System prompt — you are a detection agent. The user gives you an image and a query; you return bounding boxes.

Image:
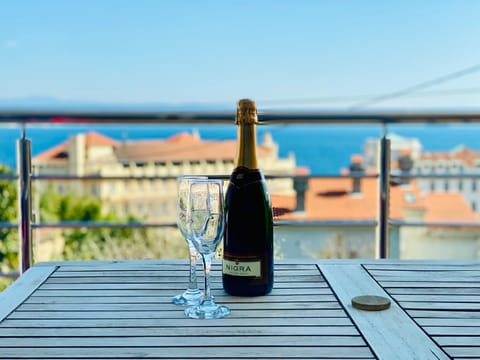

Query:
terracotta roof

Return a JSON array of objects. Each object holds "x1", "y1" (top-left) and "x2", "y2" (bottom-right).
[
  {"x1": 165, "y1": 132, "x2": 202, "y2": 144},
  {"x1": 424, "y1": 192, "x2": 478, "y2": 222},
  {"x1": 84, "y1": 131, "x2": 119, "y2": 147},
  {"x1": 115, "y1": 139, "x2": 239, "y2": 162},
  {"x1": 274, "y1": 177, "x2": 379, "y2": 221},
  {"x1": 272, "y1": 178, "x2": 477, "y2": 224},
  {"x1": 420, "y1": 146, "x2": 480, "y2": 167},
  {"x1": 35, "y1": 131, "x2": 275, "y2": 163},
  {"x1": 295, "y1": 167, "x2": 310, "y2": 176},
  {"x1": 34, "y1": 132, "x2": 118, "y2": 161},
  {"x1": 34, "y1": 141, "x2": 68, "y2": 161},
  {"x1": 114, "y1": 134, "x2": 273, "y2": 162}
]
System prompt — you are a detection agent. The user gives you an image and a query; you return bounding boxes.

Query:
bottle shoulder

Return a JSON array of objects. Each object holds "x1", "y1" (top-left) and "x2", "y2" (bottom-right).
[{"x1": 229, "y1": 167, "x2": 265, "y2": 184}]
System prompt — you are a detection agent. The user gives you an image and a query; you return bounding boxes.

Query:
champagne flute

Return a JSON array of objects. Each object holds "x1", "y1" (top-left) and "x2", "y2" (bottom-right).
[
  {"x1": 172, "y1": 176, "x2": 205, "y2": 306},
  {"x1": 185, "y1": 179, "x2": 230, "y2": 319}
]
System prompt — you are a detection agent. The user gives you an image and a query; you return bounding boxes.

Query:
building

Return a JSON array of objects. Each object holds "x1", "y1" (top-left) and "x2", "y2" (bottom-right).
[
  {"x1": 364, "y1": 133, "x2": 422, "y2": 169},
  {"x1": 33, "y1": 130, "x2": 298, "y2": 222},
  {"x1": 365, "y1": 134, "x2": 480, "y2": 212},
  {"x1": 33, "y1": 131, "x2": 479, "y2": 261},
  {"x1": 413, "y1": 145, "x2": 480, "y2": 211},
  {"x1": 273, "y1": 165, "x2": 480, "y2": 260}
]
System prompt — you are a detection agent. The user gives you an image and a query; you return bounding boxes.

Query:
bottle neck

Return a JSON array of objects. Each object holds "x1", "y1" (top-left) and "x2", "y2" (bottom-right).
[{"x1": 235, "y1": 123, "x2": 258, "y2": 169}]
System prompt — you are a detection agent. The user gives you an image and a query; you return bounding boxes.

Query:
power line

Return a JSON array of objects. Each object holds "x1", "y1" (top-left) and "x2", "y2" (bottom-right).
[
  {"x1": 260, "y1": 87, "x2": 480, "y2": 107},
  {"x1": 347, "y1": 63, "x2": 480, "y2": 110}
]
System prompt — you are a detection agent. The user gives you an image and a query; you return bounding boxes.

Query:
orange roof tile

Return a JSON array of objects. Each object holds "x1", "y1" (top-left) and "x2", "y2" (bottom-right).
[
  {"x1": 420, "y1": 146, "x2": 480, "y2": 167},
  {"x1": 165, "y1": 132, "x2": 202, "y2": 144},
  {"x1": 274, "y1": 177, "x2": 380, "y2": 221},
  {"x1": 34, "y1": 131, "x2": 276, "y2": 164},
  {"x1": 34, "y1": 141, "x2": 68, "y2": 161},
  {"x1": 84, "y1": 131, "x2": 119, "y2": 147},
  {"x1": 295, "y1": 167, "x2": 310, "y2": 176},
  {"x1": 272, "y1": 178, "x2": 477, "y2": 224},
  {"x1": 34, "y1": 132, "x2": 118, "y2": 161},
  {"x1": 424, "y1": 192, "x2": 478, "y2": 222},
  {"x1": 114, "y1": 135, "x2": 273, "y2": 162}
]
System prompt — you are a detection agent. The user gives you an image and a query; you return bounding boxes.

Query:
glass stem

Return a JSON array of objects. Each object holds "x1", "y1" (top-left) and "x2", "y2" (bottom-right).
[
  {"x1": 188, "y1": 245, "x2": 198, "y2": 290},
  {"x1": 202, "y1": 253, "x2": 214, "y2": 303}
]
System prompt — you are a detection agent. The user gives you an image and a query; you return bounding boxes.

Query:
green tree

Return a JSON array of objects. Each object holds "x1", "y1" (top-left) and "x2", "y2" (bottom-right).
[
  {"x1": 0, "y1": 165, "x2": 17, "y2": 273},
  {"x1": 39, "y1": 187, "x2": 187, "y2": 260}
]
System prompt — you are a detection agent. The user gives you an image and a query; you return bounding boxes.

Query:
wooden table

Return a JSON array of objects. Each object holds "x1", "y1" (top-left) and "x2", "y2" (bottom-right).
[{"x1": 0, "y1": 259, "x2": 479, "y2": 359}]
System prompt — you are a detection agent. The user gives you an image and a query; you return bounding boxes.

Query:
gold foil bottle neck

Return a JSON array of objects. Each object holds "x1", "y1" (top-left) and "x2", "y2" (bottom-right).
[{"x1": 236, "y1": 99, "x2": 258, "y2": 125}]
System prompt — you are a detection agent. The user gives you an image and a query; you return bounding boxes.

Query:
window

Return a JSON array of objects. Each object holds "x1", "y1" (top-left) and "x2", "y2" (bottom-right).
[
  {"x1": 472, "y1": 180, "x2": 477, "y2": 192},
  {"x1": 430, "y1": 181, "x2": 435, "y2": 191},
  {"x1": 458, "y1": 180, "x2": 463, "y2": 191},
  {"x1": 444, "y1": 180, "x2": 449, "y2": 192},
  {"x1": 404, "y1": 193, "x2": 416, "y2": 203}
]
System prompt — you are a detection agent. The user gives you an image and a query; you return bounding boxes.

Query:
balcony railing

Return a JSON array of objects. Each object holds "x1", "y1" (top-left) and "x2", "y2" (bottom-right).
[{"x1": 2, "y1": 109, "x2": 480, "y2": 277}]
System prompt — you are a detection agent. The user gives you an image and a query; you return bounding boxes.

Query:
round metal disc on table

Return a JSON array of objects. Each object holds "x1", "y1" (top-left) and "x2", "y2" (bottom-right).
[{"x1": 351, "y1": 295, "x2": 391, "y2": 311}]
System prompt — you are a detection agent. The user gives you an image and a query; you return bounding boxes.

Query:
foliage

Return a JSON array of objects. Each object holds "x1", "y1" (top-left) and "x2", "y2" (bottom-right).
[
  {"x1": 319, "y1": 232, "x2": 360, "y2": 259},
  {"x1": 0, "y1": 178, "x2": 188, "y2": 276},
  {"x1": 0, "y1": 165, "x2": 17, "y2": 273},
  {"x1": 0, "y1": 276, "x2": 14, "y2": 292},
  {"x1": 39, "y1": 186, "x2": 188, "y2": 261}
]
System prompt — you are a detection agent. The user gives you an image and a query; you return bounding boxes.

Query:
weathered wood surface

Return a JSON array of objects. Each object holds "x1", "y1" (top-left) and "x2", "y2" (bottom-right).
[
  {"x1": 319, "y1": 263, "x2": 449, "y2": 360},
  {"x1": 0, "y1": 261, "x2": 373, "y2": 360},
  {"x1": 365, "y1": 262, "x2": 480, "y2": 359},
  {"x1": 2, "y1": 259, "x2": 479, "y2": 359},
  {"x1": 0, "y1": 266, "x2": 56, "y2": 322}
]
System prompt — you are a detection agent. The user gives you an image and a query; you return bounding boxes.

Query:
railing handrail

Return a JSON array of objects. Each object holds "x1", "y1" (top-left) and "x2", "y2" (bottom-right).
[
  {"x1": 390, "y1": 220, "x2": 480, "y2": 228},
  {"x1": 2, "y1": 110, "x2": 480, "y2": 125},
  {"x1": 7, "y1": 173, "x2": 480, "y2": 181},
  {"x1": 4, "y1": 109, "x2": 480, "y2": 274}
]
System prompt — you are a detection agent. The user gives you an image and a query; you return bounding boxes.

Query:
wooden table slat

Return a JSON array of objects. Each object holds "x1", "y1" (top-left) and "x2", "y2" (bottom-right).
[
  {"x1": 8, "y1": 308, "x2": 348, "y2": 320},
  {"x1": 0, "y1": 316, "x2": 356, "y2": 328},
  {"x1": 0, "y1": 325, "x2": 361, "y2": 337},
  {"x1": 17, "y1": 301, "x2": 342, "y2": 311},
  {"x1": 0, "y1": 346, "x2": 375, "y2": 359},
  {"x1": 0, "y1": 266, "x2": 57, "y2": 322},
  {"x1": 367, "y1": 261, "x2": 480, "y2": 359},
  {"x1": 0, "y1": 335, "x2": 368, "y2": 347},
  {"x1": 319, "y1": 263, "x2": 450, "y2": 360},
  {"x1": 2, "y1": 259, "x2": 479, "y2": 359}
]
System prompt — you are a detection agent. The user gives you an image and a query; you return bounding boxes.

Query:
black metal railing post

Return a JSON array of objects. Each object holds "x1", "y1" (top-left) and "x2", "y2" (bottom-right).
[
  {"x1": 17, "y1": 128, "x2": 33, "y2": 273},
  {"x1": 377, "y1": 129, "x2": 391, "y2": 259}
]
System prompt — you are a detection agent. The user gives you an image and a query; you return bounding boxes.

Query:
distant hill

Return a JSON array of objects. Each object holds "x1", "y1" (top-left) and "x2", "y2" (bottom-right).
[{"x1": 0, "y1": 97, "x2": 233, "y2": 112}]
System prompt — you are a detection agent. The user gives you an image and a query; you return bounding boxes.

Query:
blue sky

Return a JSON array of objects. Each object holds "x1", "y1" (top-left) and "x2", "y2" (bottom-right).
[{"x1": 1, "y1": 0, "x2": 480, "y2": 110}]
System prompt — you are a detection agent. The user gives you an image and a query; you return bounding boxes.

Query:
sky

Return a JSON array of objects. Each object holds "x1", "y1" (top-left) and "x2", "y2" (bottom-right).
[{"x1": 1, "y1": 0, "x2": 480, "y2": 111}]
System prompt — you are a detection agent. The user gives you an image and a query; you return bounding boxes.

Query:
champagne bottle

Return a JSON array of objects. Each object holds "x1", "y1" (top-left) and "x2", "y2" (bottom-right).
[{"x1": 222, "y1": 99, "x2": 274, "y2": 296}]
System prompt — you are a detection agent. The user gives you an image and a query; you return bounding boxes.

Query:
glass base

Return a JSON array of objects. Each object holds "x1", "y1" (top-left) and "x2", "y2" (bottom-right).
[
  {"x1": 172, "y1": 288, "x2": 203, "y2": 306},
  {"x1": 184, "y1": 301, "x2": 230, "y2": 319}
]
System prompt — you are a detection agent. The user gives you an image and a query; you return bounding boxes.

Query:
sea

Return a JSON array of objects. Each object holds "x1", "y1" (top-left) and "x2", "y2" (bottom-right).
[{"x1": 2, "y1": 123, "x2": 480, "y2": 174}]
